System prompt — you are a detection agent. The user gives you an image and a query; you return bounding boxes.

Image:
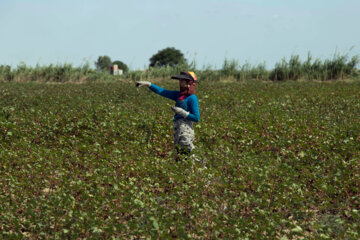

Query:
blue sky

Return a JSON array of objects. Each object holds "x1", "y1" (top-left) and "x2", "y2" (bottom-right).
[{"x1": 1, "y1": 0, "x2": 359, "y2": 70}]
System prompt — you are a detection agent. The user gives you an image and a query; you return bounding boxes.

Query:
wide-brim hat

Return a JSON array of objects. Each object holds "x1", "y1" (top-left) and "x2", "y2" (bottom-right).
[{"x1": 171, "y1": 71, "x2": 197, "y2": 82}]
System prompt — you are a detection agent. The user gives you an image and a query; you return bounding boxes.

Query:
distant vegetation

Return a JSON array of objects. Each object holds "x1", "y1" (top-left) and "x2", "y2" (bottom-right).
[
  {"x1": 95, "y1": 55, "x2": 112, "y2": 72},
  {"x1": 149, "y1": 47, "x2": 187, "y2": 68},
  {"x1": 95, "y1": 56, "x2": 129, "y2": 73},
  {"x1": 0, "y1": 52, "x2": 358, "y2": 83}
]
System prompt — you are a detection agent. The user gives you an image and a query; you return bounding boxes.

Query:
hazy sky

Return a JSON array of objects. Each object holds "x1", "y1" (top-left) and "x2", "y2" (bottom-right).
[{"x1": 1, "y1": 0, "x2": 359, "y2": 70}]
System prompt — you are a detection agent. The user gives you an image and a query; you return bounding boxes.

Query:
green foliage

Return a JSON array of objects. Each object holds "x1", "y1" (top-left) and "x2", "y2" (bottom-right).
[
  {"x1": 112, "y1": 60, "x2": 129, "y2": 73},
  {"x1": 0, "y1": 52, "x2": 358, "y2": 83},
  {"x1": 1, "y1": 81, "x2": 360, "y2": 238},
  {"x1": 95, "y1": 55, "x2": 112, "y2": 72},
  {"x1": 270, "y1": 53, "x2": 360, "y2": 81},
  {"x1": 149, "y1": 47, "x2": 187, "y2": 68},
  {"x1": 0, "y1": 63, "x2": 123, "y2": 83},
  {"x1": 0, "y1": 65, "x2": 13, "y2": 82}
]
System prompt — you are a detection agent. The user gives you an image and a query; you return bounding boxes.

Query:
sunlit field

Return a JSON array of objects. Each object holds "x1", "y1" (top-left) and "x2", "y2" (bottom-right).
[{"x1": 1, "y1": 80, "x2": 359, "y2": 239}]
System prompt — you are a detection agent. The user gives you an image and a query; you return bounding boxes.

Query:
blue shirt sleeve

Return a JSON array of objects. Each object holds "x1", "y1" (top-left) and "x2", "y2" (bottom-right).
[
  {"x1": 186, "y1": 95, "x2": 200, "y2": 122},
  {"x1": 149, "y1": 83, "x2": 179, "y2": 101}
]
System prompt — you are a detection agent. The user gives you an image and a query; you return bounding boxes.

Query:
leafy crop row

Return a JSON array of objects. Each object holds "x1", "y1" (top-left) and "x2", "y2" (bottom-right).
[{"x1": 1, "y1": 81, "x2": 359, "y2": 239}]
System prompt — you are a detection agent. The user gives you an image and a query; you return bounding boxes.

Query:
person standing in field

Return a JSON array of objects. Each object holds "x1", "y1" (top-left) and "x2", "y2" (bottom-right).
[{"x1": 136, "y1": 71, "x2": 200, "y2": 157}]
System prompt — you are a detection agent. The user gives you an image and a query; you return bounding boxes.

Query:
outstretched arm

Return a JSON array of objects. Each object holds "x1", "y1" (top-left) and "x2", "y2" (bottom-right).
[
  {"x1": 148, "y1": 83, "x2": 179, "y2": 101},
  {"x1": 136, "y1": 81, "x2": 178, "y2": 101}
]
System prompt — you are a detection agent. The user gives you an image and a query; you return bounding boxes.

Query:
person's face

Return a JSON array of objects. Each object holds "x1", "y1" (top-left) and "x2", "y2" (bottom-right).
[{"x1": 179, "y1": 80, "x2": 191, "y2": 88}]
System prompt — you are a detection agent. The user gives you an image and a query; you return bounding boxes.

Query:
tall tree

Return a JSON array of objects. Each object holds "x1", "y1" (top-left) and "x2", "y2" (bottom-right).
[
  {"x1": 95, "y1": 55, "x2": 112, "y2": 71},
  {"x1": 149, "y1": 47, "x2": 187, "y2": 67}
]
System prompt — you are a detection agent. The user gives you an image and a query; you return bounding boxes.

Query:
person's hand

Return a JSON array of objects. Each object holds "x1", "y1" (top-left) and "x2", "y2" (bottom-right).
[
  {"x1": 135, "y1": 81, "x2": 151, "y2": 88},
  {"x1": 171, "y1": 106, "x2": 189, "y2": 118}
]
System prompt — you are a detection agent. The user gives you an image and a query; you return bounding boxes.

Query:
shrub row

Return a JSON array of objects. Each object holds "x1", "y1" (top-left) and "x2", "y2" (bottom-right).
[{"x1": 0, "y1": 53, "x2": 358, "y2": 82}]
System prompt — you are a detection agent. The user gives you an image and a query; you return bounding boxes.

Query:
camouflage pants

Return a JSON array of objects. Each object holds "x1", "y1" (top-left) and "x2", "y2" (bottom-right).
[{"x1": 174, "y1": 118, "x2": 195, "y2": 154}]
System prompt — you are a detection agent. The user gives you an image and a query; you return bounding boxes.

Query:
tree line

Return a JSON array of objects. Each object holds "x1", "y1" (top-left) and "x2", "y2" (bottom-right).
[
  {"x1": 0, "y1": 48, "x2": 358, "y2": 82},
  {"x1": 95, "y1": 47, "x2": 185, "y2": 72}
]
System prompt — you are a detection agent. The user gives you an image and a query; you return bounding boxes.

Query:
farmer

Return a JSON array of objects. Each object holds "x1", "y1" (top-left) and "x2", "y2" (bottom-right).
[{"x1": 136, "y1": 71, "x2": 200, "y2": 156}]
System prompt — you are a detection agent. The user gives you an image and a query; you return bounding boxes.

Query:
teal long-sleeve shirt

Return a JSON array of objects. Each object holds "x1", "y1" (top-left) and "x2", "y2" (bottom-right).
[{"x1": 149, "y1": 83, "x2": 200, "y2": 122}]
